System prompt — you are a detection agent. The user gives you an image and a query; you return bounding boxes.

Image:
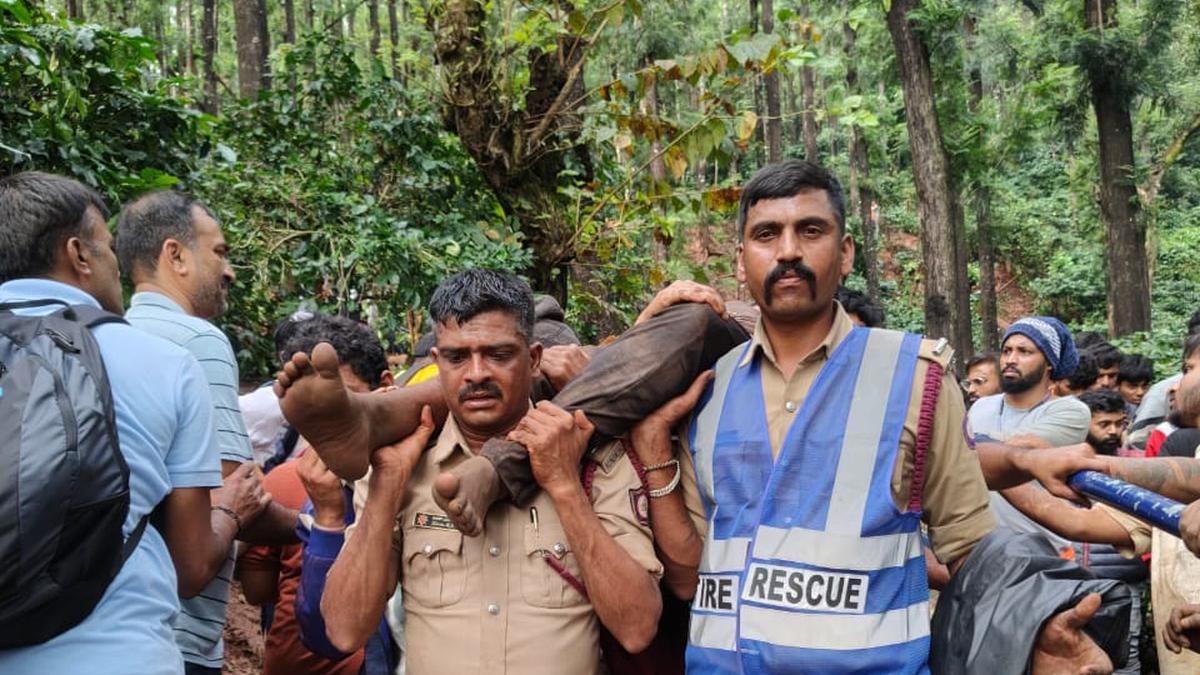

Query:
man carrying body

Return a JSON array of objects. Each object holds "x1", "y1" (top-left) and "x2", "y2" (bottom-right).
[
  {"x1": 626, "y1": 161, "x2": 1116, "y2": 673},
  {"x1": 116, "y1": 190, "x2": 298, "y2": 674},
  {"x1": 0, "y1": 172, "x2": 267, "y2": 674},
  {"x1": 320, "y1": 269, "x2": 663, "y2": 673}
]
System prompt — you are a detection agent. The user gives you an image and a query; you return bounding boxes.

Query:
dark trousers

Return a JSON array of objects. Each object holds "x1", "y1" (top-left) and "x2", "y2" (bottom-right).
[{"x1": 485, "y1": 303, "x2": 750, "y2": 503}]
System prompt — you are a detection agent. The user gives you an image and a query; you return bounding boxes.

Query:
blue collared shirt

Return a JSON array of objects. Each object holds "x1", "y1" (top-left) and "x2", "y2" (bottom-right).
[
  {"x1": 125, "y1": 290, "x2": 253, "y2": 669},
  {"x1": 0, "y1": 279, "x2": 221, "y2": 675}
]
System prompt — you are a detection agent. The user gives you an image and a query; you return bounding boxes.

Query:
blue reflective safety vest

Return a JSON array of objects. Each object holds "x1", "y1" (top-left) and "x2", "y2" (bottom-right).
[{"x1": 685, "y1": 326, "x2": 932, "y2": 674}]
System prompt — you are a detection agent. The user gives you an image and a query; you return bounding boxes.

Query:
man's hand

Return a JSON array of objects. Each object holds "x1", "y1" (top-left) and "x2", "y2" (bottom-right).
[
  {"x1": 1031, "y1": 593, "x2": 1113, "y2": 674},
  {"x1": 1179, "y1": 500, "x2": 1200, "y2": 557},
  {"x1": 630, "y1": 370, "x2": 712, "y2": 466},
  {"x1": 636, "y1": 280, "x2": 726, "y2": 326},
  {"x1": 1164, "y1": 604, "x2": 1200, "y2": 654},
  {"x1": 296, "y1": 449, "x2": 346, "y2": 530},
  {"x1": 540, "y1": 345, "x2": 591, "y2": 392},
  {"x1": 371, "y1": 404, "x2": 434, "y2": 480},
  {"x1": 213, "y1": 462, "x2": 271, "y2": 526},
  {"x1": 1016, "y1": 443, "x2": 1108, "y2": 502},
  {"x1": 509, "y1": 402, "x2": 593, "y2": 497}
]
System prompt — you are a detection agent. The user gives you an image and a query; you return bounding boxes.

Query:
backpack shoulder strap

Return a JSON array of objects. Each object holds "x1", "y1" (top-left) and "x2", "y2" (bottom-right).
[
  {"x1": 121, "y1": 514, "x2": 151, "y2": 562},
  {"x1": 66, "y1": 304, "x2": 128, "y2": 329}
]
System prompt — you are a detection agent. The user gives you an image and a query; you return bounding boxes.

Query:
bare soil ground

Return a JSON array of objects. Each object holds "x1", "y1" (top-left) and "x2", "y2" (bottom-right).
[{"x1": 223, "y1": 583, "x2": 264, "y2": 675}]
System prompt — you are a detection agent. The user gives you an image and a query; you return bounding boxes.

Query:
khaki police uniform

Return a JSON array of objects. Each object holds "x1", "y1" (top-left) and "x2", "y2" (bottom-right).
[
  {"x1": 350, "y1": 412, "x2": 662, "y2": 675},
  {"x1": 678, "y1": 304, "x2": 995, "y2": 566}
]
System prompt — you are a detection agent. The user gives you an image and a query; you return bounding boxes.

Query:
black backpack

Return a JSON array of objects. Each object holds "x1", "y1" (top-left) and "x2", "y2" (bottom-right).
[{"x1": 0, "y1": 300, "x2": 148, "y2": 647}]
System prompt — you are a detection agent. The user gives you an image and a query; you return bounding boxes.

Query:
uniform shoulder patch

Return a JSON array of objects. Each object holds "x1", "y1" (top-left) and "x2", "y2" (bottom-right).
[
  {"x1": 628, "y1": 486, "x2": 650, "y2": 527},
  {"x1": 413, "y1": 511, "x2": 457, "y2": 531}
]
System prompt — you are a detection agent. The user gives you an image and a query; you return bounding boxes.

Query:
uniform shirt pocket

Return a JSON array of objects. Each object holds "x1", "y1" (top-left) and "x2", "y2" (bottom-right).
[
  {"x1": 521, "y1": 522, "x2": 586, "y2": 609},
  {"x1": 403, "y1": 528, "x2": 467, "y2": 608}
]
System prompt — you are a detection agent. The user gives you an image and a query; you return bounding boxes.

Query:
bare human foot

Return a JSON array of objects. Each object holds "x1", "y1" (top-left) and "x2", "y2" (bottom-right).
[
  {"x1": 275, "y1": 342, "x2": 373, "y2": 480},
  {"x1": 433, "y1": 454, "x2": 504, "y2": 537}
]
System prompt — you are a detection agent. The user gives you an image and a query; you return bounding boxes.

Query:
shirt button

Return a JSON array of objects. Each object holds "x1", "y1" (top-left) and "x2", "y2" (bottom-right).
[
  {"x1": 487, "y1": 603, "x2": 501, "y2": 615},
  {"x1": 422, "y1": 543, "x2": 433, "y2": 556},
  {"x1": 488, "y1": 545, "x2": 500, "y2": 557},
  {"x1": 552, "y1": 542, "x2": 566, "y2": 556},
  {"x1": 785, "y1": 401, "x2": 797, "y2": 413}
]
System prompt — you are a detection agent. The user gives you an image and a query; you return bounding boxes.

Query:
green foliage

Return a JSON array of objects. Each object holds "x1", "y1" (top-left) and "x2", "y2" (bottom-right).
[{"x1": 0, "y1": 0, "x2": 210, "y2": 196}]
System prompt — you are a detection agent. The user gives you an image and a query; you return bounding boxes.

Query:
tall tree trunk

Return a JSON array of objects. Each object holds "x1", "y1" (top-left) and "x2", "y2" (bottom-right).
[
  {"x1": 761, "y1": 0, "x2": 783, "y2": 162},
  {"x1": 331, "y1": 0, "x2": 344, "y2": 38},
  {"x1": 749, "y1": 0, "x2": 766, "y2": 149},
  {"x1": 184, "y1": 0, "x2": 196, "y2": 75},
  {"x1": 202, "y1": 0, "x2": 219, "y2": 113},
  {"x1": 642, "y1": 56, "x2": 667, "y2": 186},
  {"x1": 368, "y1": 0, "x2": 381, "y2": 58},
  {"x1": 284, "y1": 0, "x2": 296, "y2": 43},
  {"x1": 66, "y1": 0, "x2": 83, "y2": 20},
  {"x1": 431, "y1": 0, "x2": 588, "y2": 304},
  {"x1": 1085, "y1": 0, "x2": 1150, "y2": 335},
  {"x1": 234, "y1": 0, "x2": 271, "y2": 99},
  {"x1": 964, "y1": 14, "x2": 997, "y2": 349},
  {"x1": 153, "y1": 2, "x2": 168, "y2": 74},
  {"x1": 304, "y1": 0, "x2": 314, "y2": 30},
  {"x1": 844, "y1": 7, "x2": 879, "y2": 302},
  {"x1": 887, "y1": 0, "x2": 972, "y2": 367},
  {"x1": 388, "y1": 0, "x2": 400, "y2": 79},
  {"x1": 347, "y1": 0, "x2": 357, "y2": 38},
  {"x1": 800, "y1": 3, "x2": 818, "y2": 160}
]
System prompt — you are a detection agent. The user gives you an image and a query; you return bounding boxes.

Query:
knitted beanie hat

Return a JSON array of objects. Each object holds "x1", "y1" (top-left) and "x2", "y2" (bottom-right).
[{"x1": 1002, "y1": 316, "x2": 1079, "y2": 380}]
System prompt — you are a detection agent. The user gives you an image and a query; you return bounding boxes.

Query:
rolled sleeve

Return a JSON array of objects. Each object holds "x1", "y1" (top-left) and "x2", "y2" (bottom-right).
[
  {"x1": 590, "y1": 442, "x2": 664, "y2": 579},
  {"x1": 1095, "y1": 504, "x2": 1153, "y2": 557}
]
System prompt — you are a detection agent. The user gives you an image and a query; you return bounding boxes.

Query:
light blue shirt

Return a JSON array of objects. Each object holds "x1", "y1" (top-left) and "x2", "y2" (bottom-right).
[
  {"x1": 0, "y1": 279, "x2": 221, "y2": 675},
  {"x1": 125, "y1": 291, "x2": 253, "y2": 668}
]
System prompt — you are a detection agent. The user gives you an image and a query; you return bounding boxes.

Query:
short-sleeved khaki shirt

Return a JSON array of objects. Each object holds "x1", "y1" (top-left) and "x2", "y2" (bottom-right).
[
  {"x1": 680, "y1": 304, "x2": 995, "y2": 565},
  {"x1": 350, "y1": 413, "x2": 661, "y2": 675}
]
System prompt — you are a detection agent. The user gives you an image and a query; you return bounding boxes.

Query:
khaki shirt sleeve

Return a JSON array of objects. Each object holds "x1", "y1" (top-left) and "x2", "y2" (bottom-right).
[
  {"x1": 1095, "y1": 503, "x2": 1153, "y2": 557},
  {"x1": 906, "y1": 350, "x2": 996, "y2": 565},
  {"x1": 590, "y1": 442, "x2": 665, "y2": 580},
  {"x1": 343, "y1": 469, "x2": 403, "y2": 554}
]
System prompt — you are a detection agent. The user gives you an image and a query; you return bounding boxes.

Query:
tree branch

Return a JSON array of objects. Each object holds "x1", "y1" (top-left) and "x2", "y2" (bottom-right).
[{"x1": 1141, "y1": 109, "x2": 1200, "y2": 207}]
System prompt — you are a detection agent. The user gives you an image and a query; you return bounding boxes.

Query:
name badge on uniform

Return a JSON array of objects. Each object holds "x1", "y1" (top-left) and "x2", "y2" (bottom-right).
[
  {"x1": 742, "y1": 562, "x2": 868, "y2": 614},
  {"x1": 413, "y1": 512, "x2": 457, "y2": 531}
]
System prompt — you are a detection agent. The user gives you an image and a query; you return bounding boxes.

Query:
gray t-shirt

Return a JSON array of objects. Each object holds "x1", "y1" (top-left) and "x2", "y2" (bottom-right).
[{"x1": 968, "y1": 393, "x2": 1090, "y2": 549}]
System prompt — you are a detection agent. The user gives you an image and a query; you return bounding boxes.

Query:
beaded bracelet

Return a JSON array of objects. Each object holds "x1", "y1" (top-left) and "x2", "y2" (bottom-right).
[{"x1": 212, "y1": 505, "x2": 243, "y2": 535}]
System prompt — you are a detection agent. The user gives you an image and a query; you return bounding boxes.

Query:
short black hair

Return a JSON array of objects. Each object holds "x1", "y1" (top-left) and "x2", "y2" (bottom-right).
[
  {"x1": 966, "y1": 352, "x2": 999, "y2": 372},
  {"x1": 115, "y1": 190, "x2": 213, "y2": 278},
  {"x1": 280, "y1": 314, "x2": 388, "y2": 390},
  {"x1": 273, "y1": 309, "x2": 323, "y2": 357},
  {"x1": 835, "y1": 287, "x2": 884, "y2": 327},
  {"x1": 429, "y1": 269, "x2": 535, "y2": 343},
  {"x1": 1077, "y1": 388, "x2": 1128, "y2": 416},
  {"x1": 737, "y1": 160, "x2": 846, "y2": 241},
  {"x1": 1183, "y1": 334, "x2": 1200, "y2": 363},
  {"x1": 1187, "y1": 311, "x2": 1200, "y2": 336},
  {"x1": 1084, "y1": 342, "x2": 1123, "y2": 370},
  {"x1": 0, "y1": 171, "x2": 110, "y2": 283},
  {"x1": 1117, "y1": 354, "x2": 1154, "y2": 385},
  {"x1": 1074, "y1": 331, "x2": 1106, "y2": 351},
  {"x1": 1066, "y1": 351, "x2": 1099, "y2": 390}
]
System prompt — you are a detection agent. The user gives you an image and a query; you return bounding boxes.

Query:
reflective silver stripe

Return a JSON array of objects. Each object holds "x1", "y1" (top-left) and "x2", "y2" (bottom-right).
[
  {"x1": 824, "y1": 329, "x2": 906, "y2": 534},
  {"x1": 690, "y1": 612, "x2": 738, "y2": 651},
  {"x1": 752, "y1": 527, "x2": 923, "y2": 572},
  {"x1": 740, "y1": 601, "x2": 931, "y2": 651},
  {"x1": 692, "y1": 344, "x2": 745, "y2": 508},
  {"x1": 699, "y1": 536, "x2": 751, "y2": 573}
]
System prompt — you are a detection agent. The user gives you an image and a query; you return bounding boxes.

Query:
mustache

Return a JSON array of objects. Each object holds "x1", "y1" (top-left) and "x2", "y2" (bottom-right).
[
  {"x1": 458, "y1": 381, "x2": 502, "y2": 403},
  {"x1": 763, "y1": 260, "x2": 818, "y2": 304}
]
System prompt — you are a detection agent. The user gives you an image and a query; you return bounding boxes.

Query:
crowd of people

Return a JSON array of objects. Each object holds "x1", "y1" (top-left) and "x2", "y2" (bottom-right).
[{"x1": 7, "y1": 161, "x2": 1200, "y2": 674}]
